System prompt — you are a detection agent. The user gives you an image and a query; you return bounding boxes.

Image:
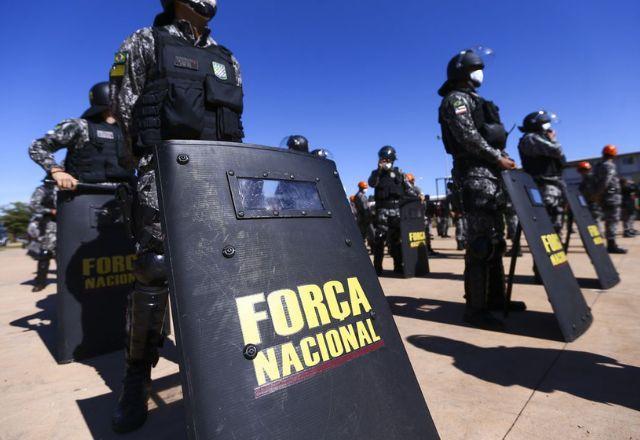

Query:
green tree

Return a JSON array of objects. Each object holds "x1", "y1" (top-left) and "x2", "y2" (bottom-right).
[{"x1": 1, "y1": 202, "x2": 32, "y2": 240}]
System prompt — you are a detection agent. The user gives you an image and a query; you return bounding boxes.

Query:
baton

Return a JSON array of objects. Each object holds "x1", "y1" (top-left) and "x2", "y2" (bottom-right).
[
  {"x1": 45, "y1": 179, "x2": 121, "y2": 194},
  {"x1": 505, "y1": 223, "x2": 522, "y2": 318}
]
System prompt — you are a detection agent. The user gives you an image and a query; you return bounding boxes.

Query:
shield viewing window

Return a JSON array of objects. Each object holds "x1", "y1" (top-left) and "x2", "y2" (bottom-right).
[
  {"x1": 228, "y1": 174, "x2": 332, "y2": 219},
  {"x1": 526, "y1": 186, "x2": 544, "y2": 206}
]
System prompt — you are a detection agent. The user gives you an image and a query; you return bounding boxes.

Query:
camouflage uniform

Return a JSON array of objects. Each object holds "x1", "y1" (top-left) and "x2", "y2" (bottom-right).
[
  {"x1": 621, "y1": 179, "x2": 637, "y2": 235},
  {"x1": 27, "y1": 182, "x2": 58, "y2": 291},
  {"x1": 354, "y1": 189, "x2": 374, "y2": 249},
  {"x1": 593, "y1": 159, "x2": 622, "y2": 240},
  {"x1": 447, "y1": 189, "x2": 467, "y2": 247},
  {"x1": 368, "y1": 167, "x2": 410, "y2": 273},
  {"x1": 518, "y1": 133, "x2": 565, "y2": 233},
  {"x1": 439, "y1": 88, "x2": 509, "y2": 316},
  {"x1": 110, "y1": 21, "x2": 242, "y2": 254},
  {"x1": 579, "y1": 171, "x2": 603, "y2": 223},
  {"x1": 28, "y1": 119, "x2": 90, "y2": 171}
]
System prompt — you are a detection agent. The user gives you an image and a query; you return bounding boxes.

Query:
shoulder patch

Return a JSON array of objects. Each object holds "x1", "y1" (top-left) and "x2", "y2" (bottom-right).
[
  {"x1": 454, "y1": 104, "x2": 468, "y2": 115},
  {"x1": 110, "y1": 52, "x2": 128, "y2": 78}
]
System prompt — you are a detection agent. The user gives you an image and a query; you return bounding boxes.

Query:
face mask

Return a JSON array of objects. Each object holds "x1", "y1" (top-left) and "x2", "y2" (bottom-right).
[
  {"x1": 541, "y1": 122, "x2": 552, "y2": 131},
  {"x1": 382, "y1": 162, "x2": 393, "y2": 170},
  {"x1": 470, "y1": 69, "x2": 484, "y2": 86}
]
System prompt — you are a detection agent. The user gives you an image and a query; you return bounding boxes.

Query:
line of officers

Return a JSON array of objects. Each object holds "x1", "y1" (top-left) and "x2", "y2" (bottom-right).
[
  {"x1": 348, "y1": 48, "x2": 636, "y2": 334},
  {"x1": 20, "y1": 1, "x2": 637, "y2": 434}
]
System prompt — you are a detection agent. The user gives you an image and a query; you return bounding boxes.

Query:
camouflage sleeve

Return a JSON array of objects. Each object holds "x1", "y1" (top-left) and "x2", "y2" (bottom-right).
[
  {"x1": 441, "y1": 93, "x2": 501, "y2": 164},
  {"x1": 520, "y1": 133, "x2": 564, "y2": 159},
  {"x1": 601, "y1": 161, "x2": 617, "y2": 191},
  {"x1": 28, "y1": 119, "x2": 90, "y2": 172},
  {"x1": 29, "y1": 186, "x2": 45, "y2": 214},
  {"x1": 231, "y1": 54, "x2": 243, "y2": 87},
  {"x1": 109, "y1": 27, "x2": 156, "y2": 156}
]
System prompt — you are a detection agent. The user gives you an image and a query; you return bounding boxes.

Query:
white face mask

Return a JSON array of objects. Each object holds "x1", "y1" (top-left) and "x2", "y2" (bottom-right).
[
  {"x1": 470, "y1": 69, "x2": 484, "y2": 86},
  {"x1": 382, "y1": 162, "x2": 393, "y2": 170},
  {"x1": 541, "y1": 122, "x2": 552, "y2": 131}
]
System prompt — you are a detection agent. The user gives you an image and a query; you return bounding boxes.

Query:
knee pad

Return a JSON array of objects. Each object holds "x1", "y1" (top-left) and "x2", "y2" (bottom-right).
[{"x1": 133, "y1": 252, "x2": 167, "y2": 286}]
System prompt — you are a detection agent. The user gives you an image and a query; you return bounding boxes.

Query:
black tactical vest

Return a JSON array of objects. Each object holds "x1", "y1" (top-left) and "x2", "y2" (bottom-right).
[
  {"x1": 65, "y1": 120, "x2": 132, "y2": 183},
  {"x1": 374, "y1": 169, "x2": 405, "y2": 203},
  {"x1": 134, "y1": 27, "x2": 244, "y2": 149},
  {"x1": 439, "y1": 91, "x2": 507, "y2": 158},
  {"x1": 521, "y1": 154, "x2": 563, "y2": 178}
]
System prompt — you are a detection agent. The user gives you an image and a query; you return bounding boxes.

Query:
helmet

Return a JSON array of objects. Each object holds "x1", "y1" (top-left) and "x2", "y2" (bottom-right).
[
  {"x1": 310, "y1": 148, "x2": 333, "y2": 160},
  {"x1": 577, "y1": 161, "x2": 592, "y2": 172},
  {"x1": 283, "y1": 135, "x2": 309, "y2": 153},
  {"x1": 81, "y1": 82, "x2": 110, "y2": 119},
  {"x1": 519, "y1": 110, "x2": 553, "y2": 133},
  {"x1": 406, "y1": 173, "x2": 415, "y2": 183},
  {"x1": 349, "y1": 195, "x2": 356, "y2": 203},
  {"x1": 446, "y1": 50, "x2": 484, "y2": 83},
  {"x1": 155, "y1": 0, "x2": 217, "y2": 26},
  {"x1": 358, "y1": 181, "x2": 368, "y2": 190},
  {"x1": 378, "y1": 145, "x2": 397, "y2": 162},
  {"x1": 603, "y1": 144, "x2": 618, "y2": 157}
]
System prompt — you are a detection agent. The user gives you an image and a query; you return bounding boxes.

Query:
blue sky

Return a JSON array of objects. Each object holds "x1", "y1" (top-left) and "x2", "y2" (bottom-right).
[{"x1": 2, "y1": 0, "x2": 639, "y2": 205}]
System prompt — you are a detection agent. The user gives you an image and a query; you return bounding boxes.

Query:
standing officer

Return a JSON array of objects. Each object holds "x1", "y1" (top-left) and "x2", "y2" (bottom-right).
[
  {"x1": 621, "y1": 178, "x2": 637, "y2": 237},
  {"x1": 28, "y1": 82, "x2": 132, "y2": 190},
  {"x1": 438, "y1": 47, "x2": 521, "y2": 330},
  {"x1": 518, "y1": 111, "x2": 566, "y2": 233},
  {"x1": 353, "y1": 181, "x2": 374, "y2": 250},
  {"x1": 593, "y1": 145, "x2": 626, "y2": 253},
  {"x1": 26, "y1": 179, "x2": 58, "y2": 292},
  {"x1": 109, "y1": 0, "x2": 244, "y2": 433},
  {"x1": 447, "y1": 182, "x2": 467, "y2": 250},
  {"x1": 577, "y1": 161, "x2": 602, "y2": 223},
  {"x1": 368, "y1": 146, "x2": 409, "y2": 275}
]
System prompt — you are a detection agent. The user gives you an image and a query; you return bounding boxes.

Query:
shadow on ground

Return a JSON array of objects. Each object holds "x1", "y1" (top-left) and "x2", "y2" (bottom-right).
[
  {"x1": 387, "y1": 295, "x2": 565, "y2": 342},
  {"x1": 9, "y1": 293, "x2": 185, "y2": 438},
  {"x1": 424, "y1": 272, "x2": 602, "y2": 289},
  {"x1": 408, "y1": 335, "x2": 640, "y2": 412}
]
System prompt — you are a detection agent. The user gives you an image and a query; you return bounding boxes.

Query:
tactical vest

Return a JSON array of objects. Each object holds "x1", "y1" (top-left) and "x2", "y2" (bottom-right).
[
  {"x1": 521, "y1": 153, "x2": 563, "y2": 178},
  {"x1": 439, "y1": 91, "x2": 507, "y2": 160},
  {"x1": 65, "y1": 120, "x2": 132, "y2": 183},
  {"x1": 374, "y1": 169, "x2": 405, "y2": 203},
  {"x1": 134, "y1": 27, "x2": 244, "y2": 150}
]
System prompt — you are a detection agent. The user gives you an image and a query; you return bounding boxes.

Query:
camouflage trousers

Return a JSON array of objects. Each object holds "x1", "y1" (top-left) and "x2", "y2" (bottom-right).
[
  {"x1": 27, "y1": 218, "x2": 57, "y2": 259},
  {"x1": 622, "y1": 205, "x2": 636, "y2": 233},
  {"x1": 454, "y1": 216, "x2": 467, "y2": 244},
  {"x1": 373, "y1": 207, "x2": 402, "y2": 266},
  {"x1": 602, "y1": 203, "x2": 621, "y2": 240},
  {"x1": 437, "y1": 216, "x2": 450, "y2": 237},
  {"x1": 539, "y1": 181, "x2": 564, "y2": 233},
  {"x1": 505, "y1": 201, "x2": 519, "y2": 240},
  {"x1": 461, "y1": 176, "x2": 507, "y2": 311},
  {"x1": 135, "y1": 155, "x2": 164, "y2": 255}
]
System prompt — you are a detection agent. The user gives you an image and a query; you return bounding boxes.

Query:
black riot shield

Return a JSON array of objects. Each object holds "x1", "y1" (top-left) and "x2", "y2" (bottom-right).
[
  {"x1": 562, "y1": 179, "x2": 620, "y2": 289},
  {"x1": 155, "y1": 141, "x2": 439, "y2": 440},
  {"x1": 400, "y1": 199, "x2": 430, "y2": 277},
  {"x1": 502, "y1": 170, "x2": 592, "y2": 342},
  {"x1": 55, "y1": 187, "x2": 135, "y2": 363}
]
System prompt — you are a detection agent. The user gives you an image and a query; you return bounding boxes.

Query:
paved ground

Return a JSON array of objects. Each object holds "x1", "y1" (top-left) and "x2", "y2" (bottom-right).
[{"x1": 1, "y1": 233, "x2": 639, "y2": 439}]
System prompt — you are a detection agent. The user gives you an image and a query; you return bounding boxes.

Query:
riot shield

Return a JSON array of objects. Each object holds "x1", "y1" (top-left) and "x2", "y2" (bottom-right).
[
  {"x1": 400, "y1": 199, "x2": 430, "y2": 277},
  {"x1": 155, "y1": 141, "x2": 439, "y2": 440},
  {"x1": 502, "y1": 170, "x2": 592, "y2": 342},
  {"x1": 56, "y1": 186, "x2": 135, "y2": 363},
  {"x1": 562, "y1": 178, "x2": 620, "y2": 289}
]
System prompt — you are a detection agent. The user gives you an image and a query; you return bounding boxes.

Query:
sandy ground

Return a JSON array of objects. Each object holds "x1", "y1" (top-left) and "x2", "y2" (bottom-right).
[{"x1": 0, "y1": 233, "x2": 639, "y2": 440}]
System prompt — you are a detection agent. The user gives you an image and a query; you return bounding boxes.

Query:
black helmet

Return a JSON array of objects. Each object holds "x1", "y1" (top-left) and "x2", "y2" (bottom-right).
[
  {"x1": 155, "y1": 0, "x2": 217, "y2": 27},
  {"x1": 81, "y1": 82, "x2": 110, "y2": 119},
  {"x1": 438, "y1": 47, "x2": 489, "y2": 96},
  {"x1": 285, "y1": 135, "x2": 309, "y2": 153},
  {"x1": 378, "y1": 145, "x2": 397, "y2": 162},
  {"x1": 446, "y1": 50, "x2": 484, "y2": 83},
  {"x1": 519, "y1": 111, "x2": 552, "y2": 133},
  {"x1": 310, "y1": 148, "x2": 333, "y2": 160}
]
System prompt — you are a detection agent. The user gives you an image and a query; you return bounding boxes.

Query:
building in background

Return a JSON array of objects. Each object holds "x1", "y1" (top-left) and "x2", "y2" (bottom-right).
[{"x1": 564, "y1": 151, "x2": 640, "y2": 186}]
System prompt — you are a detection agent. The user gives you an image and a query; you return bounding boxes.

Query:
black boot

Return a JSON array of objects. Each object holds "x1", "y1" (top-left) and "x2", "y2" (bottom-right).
[
  {"x1": 112, "y1": 362, "x2": 152, "y2": 434},
  {"x1": 32, "y1": 259, "x2": 50, "y2": 292},
  {"x1": 486, "y1": 258, "x2": 527, "y2": 312},
  {"x1": 463, "y1": 256, "x2": 505, "y2": 331},
  {"x1": 112, "y1": 283, "x2": 168, "y2": 434},
  {"x1": 456, "y1": 241, "x2": 465, "y2": 251},
  {"x1": 607, "y1": 239, "x2": 627, "y2": 254}
]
